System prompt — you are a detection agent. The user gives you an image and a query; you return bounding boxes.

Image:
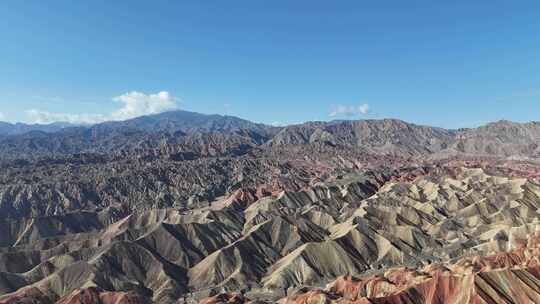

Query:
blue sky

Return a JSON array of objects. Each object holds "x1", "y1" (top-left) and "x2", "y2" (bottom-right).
[{"x1": 1, "y1": 1, "x2": 539, "y2": 128}]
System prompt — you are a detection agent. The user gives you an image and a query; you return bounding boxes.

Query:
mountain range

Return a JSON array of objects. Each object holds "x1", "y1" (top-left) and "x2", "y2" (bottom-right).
[
  {"x1": 0, "y1": 121, "x2": 77, "y2": 136},
  {"x1": 1, "y1": 110, "x2": 540, "y2": 304},
  {"x1": 1, "y1": 111, "x2": 540, "y2": 160}
]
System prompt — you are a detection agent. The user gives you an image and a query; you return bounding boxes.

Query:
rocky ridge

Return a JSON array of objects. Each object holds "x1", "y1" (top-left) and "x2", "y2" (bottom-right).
[
  {"x1": 1, "y1": 167, "x2": 540, "y2": 303},
  {"x1": 2, "y1": 112, "x2": 540, "y2": 303}
]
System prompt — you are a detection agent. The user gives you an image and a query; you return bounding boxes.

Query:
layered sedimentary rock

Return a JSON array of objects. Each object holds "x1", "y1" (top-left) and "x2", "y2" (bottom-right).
[
  {"x1": 1, "y1": 112, "x2": 540, "y2": 303},
  {"x1": 284, "y1": 230, "x2": 540, "y2": 304},
  {"x1": 1, "y1": 166, "x2": 540, "y2": 303}
]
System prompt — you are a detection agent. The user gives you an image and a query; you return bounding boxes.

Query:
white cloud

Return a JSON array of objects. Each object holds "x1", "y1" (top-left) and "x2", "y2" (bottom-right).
[
  {"x1": 110, "y1": 91, "x2": 178, "y2": 121},
  {"x1": 0, "y1": 112, "x2": 5, "y2": 121},
  {"x1": 26, "y1": 91, "x2": 179, "y2": 124},
  {"x1": 25, "y1": 110, "x2": 107, "y2": 125},
  {"x1": 329, "y1": 104, "x2": 370, "y2": 117}
]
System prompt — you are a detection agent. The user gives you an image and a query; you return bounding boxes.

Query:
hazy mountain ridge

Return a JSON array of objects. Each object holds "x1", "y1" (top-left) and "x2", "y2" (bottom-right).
[
  {"x1": 0, "y1": 111, "x2": 278, "y2": 159},
  {"x1": 2, "y1": 111, "x2": 540, "y2": 160},
  {"x1": 0, "y1": 121, "x2": 77, "y2": 136},
  {"x1": 270, "y1": 118, "x2": 540, "y2": 158},
  {"x1": 269, "y1": 119, "x2": 456, "y2": 155}
]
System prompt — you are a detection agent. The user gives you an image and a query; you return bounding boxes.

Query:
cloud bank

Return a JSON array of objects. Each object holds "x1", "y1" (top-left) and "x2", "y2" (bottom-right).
[
  {"x1": 26, "y1": 91, "x2": 179, "y2": 124},
  {"x1": 329, "y1": 104, "x2": 370, "y2": 117},
  {"x1": 25, "y1": 110, "x2": 107, "y2": 125}
]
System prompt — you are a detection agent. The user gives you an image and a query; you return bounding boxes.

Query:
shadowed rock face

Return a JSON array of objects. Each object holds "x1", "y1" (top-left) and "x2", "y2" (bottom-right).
[
  {"x1": 56, "y1": 287, "x2": 149, "y2": 304},
  {"x1": 0, "y1": 286, "x2": 149, "y2": 304},
  {"x1": 2, "y1": 112, "x2": 540, "y2": 303}
]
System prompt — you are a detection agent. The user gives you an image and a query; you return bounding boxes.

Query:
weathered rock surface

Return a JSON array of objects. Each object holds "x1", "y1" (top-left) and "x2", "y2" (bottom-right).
[
  {"x1": 2, "y1": 112, "x2": 540, "y2": 303},
  {"x1": 1, "y1": 166, "x2": 540, "y2": 303},
  {"x1": 284, "y1": 230, "x2": 540, "y2": 304}
]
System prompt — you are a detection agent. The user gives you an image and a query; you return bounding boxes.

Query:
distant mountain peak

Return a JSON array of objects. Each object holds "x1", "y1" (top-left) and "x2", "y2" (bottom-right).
[{"x1": 0, "y1": 121, "x2": 77, "y2": 136}]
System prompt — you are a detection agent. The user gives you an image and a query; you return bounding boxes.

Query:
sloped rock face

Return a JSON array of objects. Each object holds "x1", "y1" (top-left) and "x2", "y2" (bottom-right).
[
  {"x1": 0, "y1": 169, "x2": 396, "y2": 303},
  {"x1": 56, "y1": 287, "x2": 149, "y2": 304},
  {"x1": 0, "y1": 286, "x2": 149, "y2": 304},
  {"x1": 285, "y1": 231, "x2": 540, "y2": 304}
]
